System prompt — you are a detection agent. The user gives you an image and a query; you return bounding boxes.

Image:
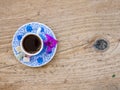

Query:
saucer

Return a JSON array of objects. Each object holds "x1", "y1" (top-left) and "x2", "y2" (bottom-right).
[{"x1": 12, "y1": 22, "x2": 57, "y2": 67}]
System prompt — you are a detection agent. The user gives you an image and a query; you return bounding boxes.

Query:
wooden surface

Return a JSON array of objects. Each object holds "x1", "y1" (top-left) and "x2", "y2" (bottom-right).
[{"x1": 0, "y1": 0, "x2": 120, "y2": 90}]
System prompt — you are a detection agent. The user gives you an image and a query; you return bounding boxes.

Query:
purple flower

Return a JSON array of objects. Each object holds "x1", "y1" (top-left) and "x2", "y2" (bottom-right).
[{"x1": 44, "y1": 34, "x2": 58, "y2": 53}]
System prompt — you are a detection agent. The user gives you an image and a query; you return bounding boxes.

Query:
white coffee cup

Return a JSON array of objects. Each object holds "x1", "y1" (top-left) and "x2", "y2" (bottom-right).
[{"x1": 20, "y1": 32, "x2": 43, "y2": 56}]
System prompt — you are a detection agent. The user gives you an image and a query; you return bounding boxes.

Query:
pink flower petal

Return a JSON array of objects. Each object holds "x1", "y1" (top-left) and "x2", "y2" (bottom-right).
[
  {"x1": 44, "y1": 34, "x2": 58, "y2": 53},
  {"x1": 47, "y1": 46, "x2": 52, "y2": 53}
]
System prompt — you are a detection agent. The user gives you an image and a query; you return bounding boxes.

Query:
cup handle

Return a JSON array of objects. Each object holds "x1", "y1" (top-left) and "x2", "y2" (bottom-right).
[{"x1": 36, "y1": 27, "x2": 41, "y2": 35}]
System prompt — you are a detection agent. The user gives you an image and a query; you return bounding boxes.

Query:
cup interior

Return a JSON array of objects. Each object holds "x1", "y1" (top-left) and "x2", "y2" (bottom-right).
[{"x1": 21, "y1": 33, "x2": 43, "y2": 56}]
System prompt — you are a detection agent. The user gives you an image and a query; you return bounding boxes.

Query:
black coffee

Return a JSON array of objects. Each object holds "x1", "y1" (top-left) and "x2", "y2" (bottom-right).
[{"x1": 22, "y1": 35, "x2": 41, "y2": 54}]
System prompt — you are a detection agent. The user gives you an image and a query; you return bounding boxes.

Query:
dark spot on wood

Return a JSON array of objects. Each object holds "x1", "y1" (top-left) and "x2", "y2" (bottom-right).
[
  {"x1": 118, "y1": 39, "x2": 120, "y2": 42},
  {"x1": 97, "y1": 59, "x2": 102, "y2": 61},
  {"x1": 112, "y1": 74, "x2": 116, "y2": 78},
  {"x1": 37, "y1": 11, "x2": 40, "y2": 16},
  {"x1": 64, "y1": 79, "x2": 67, "y2": 83},
  {"x1": 94, "y1": 39, "x2": 109, "y2": 51}
]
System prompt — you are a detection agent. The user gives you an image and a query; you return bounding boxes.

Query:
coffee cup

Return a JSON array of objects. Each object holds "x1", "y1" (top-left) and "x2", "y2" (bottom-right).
[{"x1": 20, "y1": 32, "x2": 43, "y2": 56}]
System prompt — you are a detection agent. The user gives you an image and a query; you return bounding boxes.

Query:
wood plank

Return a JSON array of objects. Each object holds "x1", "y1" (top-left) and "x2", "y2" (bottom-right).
[{"x1": 0, "y1": 0, "x2": 120, "y2": 90}]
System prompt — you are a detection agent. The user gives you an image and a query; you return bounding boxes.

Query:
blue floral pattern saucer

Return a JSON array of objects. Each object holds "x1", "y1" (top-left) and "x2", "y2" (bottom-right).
[{"x1": 12, "y1": 22, "x2": 57, "y2": 67}]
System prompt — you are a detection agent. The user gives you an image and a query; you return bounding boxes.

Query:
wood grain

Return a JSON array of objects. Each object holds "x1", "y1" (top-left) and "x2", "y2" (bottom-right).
[{"x1": 0, "y1": 0, "x2": 120, "y2": 90}]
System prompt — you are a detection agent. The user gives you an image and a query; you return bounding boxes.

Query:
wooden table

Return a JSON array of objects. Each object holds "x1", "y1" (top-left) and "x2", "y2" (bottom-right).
[{"x1": 0, "y1": 0, "x2": 120, "y2": 90}]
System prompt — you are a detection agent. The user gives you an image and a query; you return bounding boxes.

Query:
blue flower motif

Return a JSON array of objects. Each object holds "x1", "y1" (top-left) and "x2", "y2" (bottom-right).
[
  {"x1": 37, "y1": 57, "x2": 43, "y2": 64},
  {"x1": 17, "y1": 35, "x2": 22, "y2": 40},
  {"x1": 26, "y1": 25, "x2": 32, "y2": 32},
  {"x1": 41, "y1": 27, "x2": 44, "y2": 32}
]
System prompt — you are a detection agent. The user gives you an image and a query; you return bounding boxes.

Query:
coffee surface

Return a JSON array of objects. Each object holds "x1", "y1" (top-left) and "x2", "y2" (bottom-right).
[{"x1": 22, "y1": 35, "x2": 41, "y2": 54}]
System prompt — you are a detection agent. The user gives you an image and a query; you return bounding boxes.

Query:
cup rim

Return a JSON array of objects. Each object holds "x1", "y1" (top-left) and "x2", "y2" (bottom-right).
[{"x1": 20, "y1": 33, "x2": 43, "y2": 56}]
